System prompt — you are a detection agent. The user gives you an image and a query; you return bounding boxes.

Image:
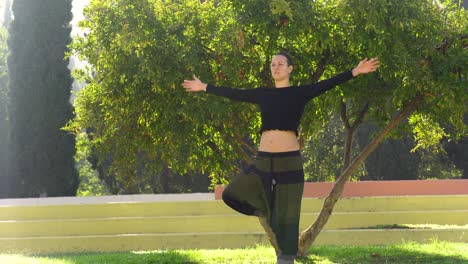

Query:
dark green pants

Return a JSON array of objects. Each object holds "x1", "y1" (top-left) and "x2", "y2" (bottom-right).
[{"x1": 222, "y1": 150, "x2": 304, "y2": 256}]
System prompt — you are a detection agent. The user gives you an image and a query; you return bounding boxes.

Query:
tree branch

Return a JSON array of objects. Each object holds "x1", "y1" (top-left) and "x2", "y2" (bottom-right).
[
  {"x1": 212, "y1": 124, "x2": 255, "y2": 165},
  {"x1": 309, "y1": 49, "x2": 330, "y2": 83},
  {"x1": 340, "y1": 100, "x2": 351, "y2": 129},
  {"x1": 234, "y1": 135, "x2": 256, "y2": 158},
  {"x1": 297, "y1": 93, "x2": 425, "y2": 256},
  {"x1": 350, "y1": 102, "x2": 369, "y2": 131}
]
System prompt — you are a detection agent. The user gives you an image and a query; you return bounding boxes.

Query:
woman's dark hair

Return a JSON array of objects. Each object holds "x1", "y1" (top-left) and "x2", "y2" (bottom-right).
[{"x1": 274, "y1": 52, "x2": 293, "y2": 66}]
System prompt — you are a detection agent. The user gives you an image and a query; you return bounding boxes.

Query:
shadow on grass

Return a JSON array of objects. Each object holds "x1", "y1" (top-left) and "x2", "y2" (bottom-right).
[
  {"x1": 296, "y1": 243, "x2": 468, "y2": 264},
  {"x1": 43, "y1": 250, "x2": 200, "y2": 264},
  {"x1": 20, "y1": 242, "x2": 468, "y2": 264}
]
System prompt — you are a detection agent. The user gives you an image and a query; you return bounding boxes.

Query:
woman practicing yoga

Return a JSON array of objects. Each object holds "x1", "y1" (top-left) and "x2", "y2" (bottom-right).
[{"x1": 182, "y1": 53, "x2": 380, "y2": 263}]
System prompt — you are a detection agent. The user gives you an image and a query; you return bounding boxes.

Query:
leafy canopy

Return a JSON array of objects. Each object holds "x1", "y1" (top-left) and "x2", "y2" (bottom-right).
[{"x1": 67, "y1": 0, "x2": 467, "y2": 187}]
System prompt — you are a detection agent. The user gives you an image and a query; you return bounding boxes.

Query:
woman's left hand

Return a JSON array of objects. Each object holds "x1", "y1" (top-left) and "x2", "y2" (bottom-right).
[
  {"x1": 352, "y1": 57, "x2": 381, "y2": 77},
  {"x1": 182, "y1": 75, "x2": 207, "y2": 92}
]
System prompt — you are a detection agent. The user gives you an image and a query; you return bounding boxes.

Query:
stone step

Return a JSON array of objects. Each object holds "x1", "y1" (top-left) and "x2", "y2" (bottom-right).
[
  {"x1": 2, "y1": 195, "x2": 468, "y2": 221},
  {"x1": 1, "y1": 229, "x2": 467, "y2": 254},
  {"x1": 1, "y1": 211, "x2": 467, "y2": 237}
]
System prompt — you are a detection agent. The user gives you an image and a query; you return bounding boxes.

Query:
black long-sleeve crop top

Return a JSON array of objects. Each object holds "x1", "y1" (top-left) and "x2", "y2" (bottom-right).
[{"x1": 206, "y1": 70, "x2": 354, "y2": 135}]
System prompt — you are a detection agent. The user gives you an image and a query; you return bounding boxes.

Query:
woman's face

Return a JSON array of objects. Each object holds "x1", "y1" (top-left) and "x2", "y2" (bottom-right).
[{"x1": 271, "y1": 55, "x2": 292, "y2": 82}]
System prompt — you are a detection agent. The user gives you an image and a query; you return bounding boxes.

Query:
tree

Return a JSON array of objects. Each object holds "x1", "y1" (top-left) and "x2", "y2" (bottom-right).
[
  {"x1": 305, "y1": 115, "x2": 463, "y2": 183},
  {"x1": 445, "y1": 140, "x2": 468, "y2": 179},
  {"x1": 68, "y1": 0, "x2": 467, "y2": 256},
  {"x1": 67, "y1": 0, "x2": 264, "y2": 191},
  {"x1": 7, "y1": 0, "x2": 78, "y2": 197},
  {"x1": 74, "y1": 132, "x2": 110, "y2": 196},
  {"x1": 0, "y1": 25, "x2": 9, "y2": 198},
  {"x1": 303, "y1": 112, "x2": 366, "y2": 182},
  {"x1": 297, "y1": 0, "x2": 467, "y2": 255},
  {"x1": 356, "y1": 121, "x2": 421, "y2": 181},
  {"x1": 67, "y1": 0, "x2": 369, "y2": 190}
]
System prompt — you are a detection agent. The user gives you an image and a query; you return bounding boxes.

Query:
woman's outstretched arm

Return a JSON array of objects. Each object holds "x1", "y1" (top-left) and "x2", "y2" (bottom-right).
[
  {"x1": 299, "y1": 57, "x2": 381, "y2": 100},
  {"x1": 182, "y1": 75, "x2": 261, "y2": 104}
]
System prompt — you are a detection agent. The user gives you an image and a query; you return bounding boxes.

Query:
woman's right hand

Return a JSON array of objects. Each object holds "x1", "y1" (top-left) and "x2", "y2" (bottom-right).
[{"x1": 182, "y1": 75, "x2": 207, "y2": 92}]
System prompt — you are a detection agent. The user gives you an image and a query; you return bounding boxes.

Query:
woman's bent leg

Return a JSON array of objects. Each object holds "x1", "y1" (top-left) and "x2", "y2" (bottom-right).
[
  {"x1": 221, "y1": 151, "x2": 304, "y2": 260},
  {"x1": 222, "y1": 165, "x2": 271, "y2": 218}
]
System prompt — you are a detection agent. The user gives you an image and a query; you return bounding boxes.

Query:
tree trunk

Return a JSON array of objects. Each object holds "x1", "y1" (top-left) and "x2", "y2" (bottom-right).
[
  {"x1": 297, "y1": 93, "x2": 424, "y2": 256},
  {"x1": 160, "y1": 166, "x2": 170, "y2": 193},
  {"x1": 340, "y1": 100, "x2": 369, "y2": 172},
  {"x1": 343, "y1": 127, "x2": 354, "y2": 171}
]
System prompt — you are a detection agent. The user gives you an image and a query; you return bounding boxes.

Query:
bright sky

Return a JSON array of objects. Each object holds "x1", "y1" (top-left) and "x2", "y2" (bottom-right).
[
  {"x1": 0, "y1": 0, "x2": 9, "y2": 26},
  {"x1": 0, "y1": 0, "x2": 91, "y2": 103},
  {"x1": 69, "y1": 0, "x2": 90, "y2": 104},
  {"x1": 71, "y1": 0, "x2": 89, "y2": 38}
]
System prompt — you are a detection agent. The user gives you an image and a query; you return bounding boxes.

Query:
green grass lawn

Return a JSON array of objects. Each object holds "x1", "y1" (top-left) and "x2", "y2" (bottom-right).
[{"x1": 1, "y1": 241, "x2": 467, "y2": 264}]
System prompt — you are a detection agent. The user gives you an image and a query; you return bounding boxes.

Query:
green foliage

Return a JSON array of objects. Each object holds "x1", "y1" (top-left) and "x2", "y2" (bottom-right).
[
  {"x1": 444, "y1": 129, "x2": 468, "y2": 179},
  {"x1": 75, "y1": 132, "x2": 110, "y2": 196},
  {"x1": 409, "y1": 113, "x2": 448, "y2": 152},
  {"x1": 417, "y1": 147, "x2": 463, "y2": 179},
  {"x1": 303, "y1": 113, "x2": 365, "y2": 182},
  {"x1": 7, "y1": 0, "x2": 78, "y2": 197},
  {"x1": 270, "y1": 0, "x2": 293, "y2": 20},
  {"x1": 356, "y1": 121, "x2": 420, "y2": 181},
  {"x1": 68, "y1": 0, "x2": 467, "y2": 190}
]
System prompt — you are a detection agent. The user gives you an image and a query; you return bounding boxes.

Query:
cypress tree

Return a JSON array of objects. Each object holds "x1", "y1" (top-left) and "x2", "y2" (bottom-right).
[
  {"x1": 0, "y1": 25, "x2": 8, "y2": 198},
  {"x1": 7, "y1": 0, "x2": 78, "y2": 197}
]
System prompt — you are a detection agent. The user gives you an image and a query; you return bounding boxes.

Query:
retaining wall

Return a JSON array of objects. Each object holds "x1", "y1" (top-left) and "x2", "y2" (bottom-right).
[{"x1": 1, "y1": 180, "x2": 467, "y2": 254}]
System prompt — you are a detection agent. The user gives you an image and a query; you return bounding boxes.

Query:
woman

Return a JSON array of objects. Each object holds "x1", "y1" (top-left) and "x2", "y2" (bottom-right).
[{"x1": 182, "y1": 53, "x2": 380, "y2": 263}]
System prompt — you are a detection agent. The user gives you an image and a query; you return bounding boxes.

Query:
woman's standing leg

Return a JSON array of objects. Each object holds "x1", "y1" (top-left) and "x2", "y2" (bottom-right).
[
  {"x1": 269, "y1": 152, "x2": 304, "y2": 263},
  {"x1": 253, "y1": 151, "x2": 304, "y2": 263}
]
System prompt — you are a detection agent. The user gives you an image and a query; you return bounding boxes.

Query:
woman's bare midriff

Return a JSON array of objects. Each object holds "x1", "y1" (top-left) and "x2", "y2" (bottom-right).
[{"x1": 258, "y1": 130, "x2": 300, "y2": 152}]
